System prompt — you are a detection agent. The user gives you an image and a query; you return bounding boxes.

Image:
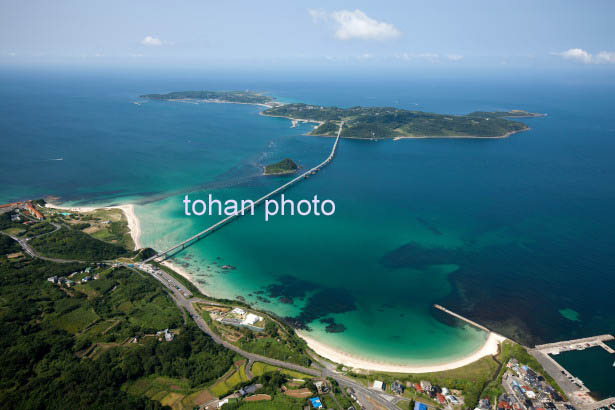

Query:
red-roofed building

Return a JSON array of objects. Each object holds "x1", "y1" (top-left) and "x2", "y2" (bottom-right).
[
  {"x1": 437, "y1": 393, "x2": 446, "y2": 404},
  {"x1": 415, "y1": 383, "x2": 424, "y2": 393},
  {"x1": 26, "y1": 201, "x2": 44, "y2": 220}
]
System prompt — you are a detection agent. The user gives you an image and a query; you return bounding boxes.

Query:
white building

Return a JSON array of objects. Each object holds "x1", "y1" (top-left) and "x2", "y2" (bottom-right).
[
  {"x1": 242, "y1": 313, "x2": 262, "y2": 326},
  {"x1": 373, "y1": 380, "x2": 385, "y2": 391},
  {"x1": 231, "y1": 307, "x2": 246, "y2": 315}
]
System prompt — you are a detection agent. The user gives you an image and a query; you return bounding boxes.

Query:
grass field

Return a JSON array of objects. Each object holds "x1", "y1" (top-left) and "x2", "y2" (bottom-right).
[
  {"x1": 51, "y1": 306, "x2": 99, "y2": 334},
  {"x1": 230, "y1": 394, "x2": 305, "y2": 410},
  {"x1": 209, "y1": 363, "x2": 251, "y2": 397},
  {"x1": 239, "y1": 336, "x2": 310, "y2": 367},
  {"x1": 250, "y1": 362, "x2": 312, "y2": 380},
  {"x1": 2, "y1": 227, "x2": 25, "y2": 236},
  {"x1": 125, "y1": 375, "x2": 216, "y2": 410}
]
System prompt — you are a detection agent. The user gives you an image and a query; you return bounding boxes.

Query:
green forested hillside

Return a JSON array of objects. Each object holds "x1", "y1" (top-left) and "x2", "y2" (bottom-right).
[
  {"x1": 0, "y1": 237, "x2": 234, "y2": 409},
  {"x1": 263, "y1": 103, "x2": 540, "y2": 138}
]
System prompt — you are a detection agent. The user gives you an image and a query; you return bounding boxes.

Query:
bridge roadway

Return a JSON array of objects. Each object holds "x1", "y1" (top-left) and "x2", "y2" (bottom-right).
[{"x1": 144, "y1": 120, "x2": 344, "y2": 264}]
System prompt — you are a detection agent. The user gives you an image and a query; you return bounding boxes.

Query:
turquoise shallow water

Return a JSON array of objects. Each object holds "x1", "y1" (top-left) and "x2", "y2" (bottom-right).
[{"x1": 2, "y1": 68, "x2": 614, "y2": 365}]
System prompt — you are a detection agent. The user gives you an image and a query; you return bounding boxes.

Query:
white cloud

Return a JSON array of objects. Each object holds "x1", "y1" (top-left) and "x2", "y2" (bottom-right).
[
  {"x1": 553, "y1": 48, "x2": 615, "y2": 64},
  {"x1": 447, "y1": 54, "x2": 464, "y2": 61},
  {"x1": 555, "y1": 48, "x2": 592, "y2": 63},
  {"x1": 395, "y1": 52, "x2": 440, "y2": 63},
  {"x1": 141, "y1": 36, "x2": 167, "y2": 46},
  {"x1": 595, "y1": 51, "x2": 615, "y2": 63},
  {"x1": 308, "y1": 9, "x2": 328, "y2": 23},
  {"x1": 309, "y1": 9, "x2": 400, "y2": 40}
]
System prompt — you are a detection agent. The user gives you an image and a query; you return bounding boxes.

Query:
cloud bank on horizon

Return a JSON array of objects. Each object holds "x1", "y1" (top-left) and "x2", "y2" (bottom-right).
[
  {"x1": 1, "y1": 1, "x2": 614, "y2": 68},
  {"x1": 554, "y1": 48, "x2": 615, "y2": 64},
  {"x1": 309, "y1": 9, "x2": 401, "y2": 40}
]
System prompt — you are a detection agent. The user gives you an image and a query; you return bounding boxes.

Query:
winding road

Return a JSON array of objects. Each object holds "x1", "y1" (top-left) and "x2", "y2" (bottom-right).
[{"x1": 137, "y1": 263, "x2": 403, "y2": 410}]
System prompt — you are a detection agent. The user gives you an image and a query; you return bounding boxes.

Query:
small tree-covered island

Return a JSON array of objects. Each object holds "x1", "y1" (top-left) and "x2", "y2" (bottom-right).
[
  {"x1": 263, "y1": 158, "x2": 299, "y2": 175},
  {"x1": 141, "y1": 90, "x2": 545, "y2": 139}
]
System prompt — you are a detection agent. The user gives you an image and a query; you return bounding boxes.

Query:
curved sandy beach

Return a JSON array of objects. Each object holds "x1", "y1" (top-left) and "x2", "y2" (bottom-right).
[
  {"x1": 298, "y1": 330, "x2": 506, "y2": 373},
  {"x1": 47, "y1": 201, "x2": 506, "y2": 373}
]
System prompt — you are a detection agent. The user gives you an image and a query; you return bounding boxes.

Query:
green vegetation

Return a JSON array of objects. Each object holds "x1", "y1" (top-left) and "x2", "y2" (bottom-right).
[
  {"x1": 17, "y1": 221, "x2": 56, "y2": 237},
  {"x1": 327, "y1": 378, "x2": 354, "y2": 409},
  {"x1": 263, "y1": 103, "x2": 542, "y2": 139},
  {"x1": 210, "y1": 363, "x2": 251, "y2": 397},
  {"x1": 224, "y1": 394, "x2": 302, "y2": 410},
  {"x1": 250, "y1": 362, "x2": 312, "y2": 380},
  {"x1": 30, "y1": 226, "x2": 131, "y2": 260},
  {"x1": 0, "y1": 235, "x2": 235, "y2": 409},
  {"x1": 468, "y1": 110, "x2": 546, "y2": 119},
  {"x1": 140, "y1": 90, "x2": 543, "y2": 138},
  {"x1": 221, "y1": 372, "x2": 306, "y2": 410},
  {"x1": 239, "y1": 334, "x2": 310, "y2": 367},
  {"x1": 199, "y1": 304, "x2": 312, "y2": 367},
  {"x1": 263, "y1": 158, "x2": 298, "y2": 175},
  {"x1": 140, "y1": 90, "x2": 274, "y2": 105},
  {"x1": 43, "y1": 207, "x2": 135, "y2": 250},
  {"x1": 0, "y1": 234, "x2": 20, "y2": 254},
  {"x1": 124, "y1": 375, "x2": 217, "y2": 410}
]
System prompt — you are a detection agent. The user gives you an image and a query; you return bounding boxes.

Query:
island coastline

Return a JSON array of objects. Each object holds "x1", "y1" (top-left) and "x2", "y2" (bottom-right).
[
  {"x1": 144, "y1": 93, "x2": 542, "y2": 140},
  {"x1": 46, "y1": 200, "x2": 507, "y2": 373}
]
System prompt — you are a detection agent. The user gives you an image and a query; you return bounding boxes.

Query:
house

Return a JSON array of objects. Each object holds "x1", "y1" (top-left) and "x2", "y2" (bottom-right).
[
  {"x1": 310, "y1": 397, "x2": 323, "y2": 409},
  {"x1": 373, "y1": 380, "x2": 385, "y2": 391},
  {"x1": 238, "y1": 384, "x2": 259, "y2": 397},
  {"x1": 391, "y1": 380, "x2": 405, "y2": 394},
  {"x1": 414, "y1": 383, "x2": 424, "y2": 393},
  {"x1": 447, "y1": 395, "x2": 460, "y2": 404},
  {"x1": 499, "y1": 400, "x2": 512, "y2": 410},
  {"x1": 156, "y1": 329, "x2": 174, "y2": 341},
  {"x1": 479, "y1": 398, "x2": 491, "y2": 409},
  {"x1": 437, "y1": 393, "x2": 447, "y2": 405},
  {"x1": 47, "y1": 276, "x2": 58, "y2": 283},
  {"x1": 81, "y1": 276, "x2": 92, "y2": 283},
  {"x1": 420, "y1": 381, "x2": 432, "y2": 391}
]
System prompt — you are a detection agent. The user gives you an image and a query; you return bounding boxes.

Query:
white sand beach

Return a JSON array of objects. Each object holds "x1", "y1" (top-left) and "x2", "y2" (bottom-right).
[
  {"x1": 297, "y1": 330, "x2": 506, "y2": 373},
  {"x1": 46, "y1": 201, "x2": 506, "y2": 373}
]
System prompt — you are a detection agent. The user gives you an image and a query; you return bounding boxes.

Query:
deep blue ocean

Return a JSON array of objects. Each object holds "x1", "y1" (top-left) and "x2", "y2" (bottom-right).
[{"x1": 1, "y1": 67, "x2": 614, "y2": 385}]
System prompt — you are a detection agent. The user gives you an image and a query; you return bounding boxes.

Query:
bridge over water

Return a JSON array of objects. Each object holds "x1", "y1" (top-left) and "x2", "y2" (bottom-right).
[{"x1": 144, "y1": 121, "x2": 344, "y2": 263}]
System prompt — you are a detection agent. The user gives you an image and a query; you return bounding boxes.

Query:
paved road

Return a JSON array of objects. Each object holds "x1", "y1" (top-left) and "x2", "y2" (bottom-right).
[
  {"x1": 1, "y1": 223, "x2": 88, "y2": 263},
  {"x1": 137, "y1": 263, "x2": 401, "y2": 410}
]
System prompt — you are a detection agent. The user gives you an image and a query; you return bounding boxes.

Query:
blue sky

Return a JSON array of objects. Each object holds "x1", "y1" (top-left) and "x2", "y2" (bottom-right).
[{"x1": 1, "y1": 0, "x2": 614, "y2": 68}]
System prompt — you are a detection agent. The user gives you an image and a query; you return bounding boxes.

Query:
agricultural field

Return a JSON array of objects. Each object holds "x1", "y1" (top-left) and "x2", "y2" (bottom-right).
[
  {"x1": 209, "y1": 362, "x2": 251, "y2": 397},
  {"x1": 125, "y1": 375, "x2": 216, "y2": 410},
  {"x1": 250, "y1": 362, "x2": 312, "y2": 380}
]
